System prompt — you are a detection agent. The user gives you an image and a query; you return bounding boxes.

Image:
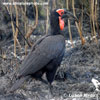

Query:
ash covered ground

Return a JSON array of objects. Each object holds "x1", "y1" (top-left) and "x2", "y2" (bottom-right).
[
  {"x1": 0, "y1": 37, "x2": 100, "y2": 100},
  {"x1": 0, "y1": 1, "x2": 100, "y2": 99}
]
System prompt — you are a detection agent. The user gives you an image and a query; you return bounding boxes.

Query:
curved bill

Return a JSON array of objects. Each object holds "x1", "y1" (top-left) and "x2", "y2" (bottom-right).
[{"x1": 61, "y1": 10, "x2": 78, "y2": 22}]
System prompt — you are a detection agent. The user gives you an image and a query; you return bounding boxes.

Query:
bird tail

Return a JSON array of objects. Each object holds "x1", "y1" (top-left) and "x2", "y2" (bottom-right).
[{"x1": 8, "y1": 75, "x2": 31, "y2": 93}]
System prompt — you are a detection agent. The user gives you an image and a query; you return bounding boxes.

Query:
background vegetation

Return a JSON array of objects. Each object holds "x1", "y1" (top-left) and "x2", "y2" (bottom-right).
[
  {"x1": 0, "y1": 1, "x2": 100, "y2": 99},
  {"x1": 0, "y1": 0, "x2": 100, "y2": 57}
]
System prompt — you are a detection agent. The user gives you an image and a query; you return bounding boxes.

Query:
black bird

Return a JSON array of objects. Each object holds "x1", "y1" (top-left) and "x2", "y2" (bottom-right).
[{"x1": 9, "y1": 9, "x2": 77, "y2": 92}]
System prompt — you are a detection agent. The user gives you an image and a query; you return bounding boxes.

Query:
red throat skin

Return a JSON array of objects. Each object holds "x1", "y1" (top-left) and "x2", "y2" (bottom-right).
[
  {"x1": 59, "y1": 16, "x2": 64, "y2": 30},
  {"x1": 56, "y1": 9, "x2": 65, "y2": 30}
]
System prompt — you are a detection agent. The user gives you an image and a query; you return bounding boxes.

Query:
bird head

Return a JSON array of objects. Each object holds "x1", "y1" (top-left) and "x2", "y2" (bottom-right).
[{"x1": 50, "y1": 9, "x2": 78, "y2": 34}]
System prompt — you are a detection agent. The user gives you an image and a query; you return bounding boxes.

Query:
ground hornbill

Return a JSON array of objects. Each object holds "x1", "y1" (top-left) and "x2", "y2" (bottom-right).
[{"x1": 9, "y1": 9, "x2": 77, "y2": 92}]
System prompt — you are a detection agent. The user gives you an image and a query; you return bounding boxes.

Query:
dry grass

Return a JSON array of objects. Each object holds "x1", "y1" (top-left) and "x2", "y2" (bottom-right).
[
  {"x1": 3, "y1": 0, "x2": 100, "y2": 56},
  {"x1": 25, "y1": 0, "x2": 38, "y2": 39},
  {"x1": 66, "y1": 0, "x2": 74, "y2": 47},
  {"x1": 72, "y1": 0, "x2": 85, "y2": 45},
  {"x1": 46, "y1": 0, "x2": 49, "y2": 34},
  {"x1": 90, "y1": 0, "x2": 98, "y2": 43}
]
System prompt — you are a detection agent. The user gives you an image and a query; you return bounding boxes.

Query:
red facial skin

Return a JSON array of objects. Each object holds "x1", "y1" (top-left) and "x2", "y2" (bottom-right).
[{"x1": 56, "y1": 9, "x2": 65, "y2": 30}]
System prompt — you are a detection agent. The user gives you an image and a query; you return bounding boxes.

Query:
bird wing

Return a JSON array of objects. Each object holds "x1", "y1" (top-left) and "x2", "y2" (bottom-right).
[
  {"x1": 18, "y1": 35, "x2": 65, "y2": 77},
  {"x1": 31, "y1": 34, "x2": 49, "y2": 51}
]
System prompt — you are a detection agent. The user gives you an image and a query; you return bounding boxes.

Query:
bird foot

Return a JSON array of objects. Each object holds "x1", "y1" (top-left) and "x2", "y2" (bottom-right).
[{"x1": 48, "y1": 83, "x2": 54, "y2": 96}]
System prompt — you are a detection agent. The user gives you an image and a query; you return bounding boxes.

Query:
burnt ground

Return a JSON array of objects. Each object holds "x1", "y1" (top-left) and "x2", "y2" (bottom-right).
[
  {"x1": 0, "y1": 2, "x2": 100, "y2": 99},
  {"x1": 0, "y1": 37, "x2": 100, "y2": 100}
]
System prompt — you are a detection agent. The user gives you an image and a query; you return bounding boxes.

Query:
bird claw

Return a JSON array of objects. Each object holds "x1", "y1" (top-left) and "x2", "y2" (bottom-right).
[{"x1": 48, "y1": 83, "x2": 54, "y2": 96}]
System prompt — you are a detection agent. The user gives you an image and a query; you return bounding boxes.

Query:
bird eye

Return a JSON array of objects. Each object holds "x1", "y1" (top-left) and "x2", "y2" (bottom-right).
[{"x1": 61, "y1": 12, "x2": 64, "y2": 16}]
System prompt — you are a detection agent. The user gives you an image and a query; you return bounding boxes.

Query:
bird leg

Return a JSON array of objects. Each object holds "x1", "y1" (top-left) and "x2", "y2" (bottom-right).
[
  {"x1": 38, "y1": 78, "x2": 48, "y2": 85},
  {"x1": 48, "y1": 83, "x2": 54, "y2": 96}
]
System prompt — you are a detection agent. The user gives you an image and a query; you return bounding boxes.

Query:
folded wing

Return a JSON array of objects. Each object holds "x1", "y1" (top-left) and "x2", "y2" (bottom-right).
[{"x1": 18, "y1": 35, "x2": 65, "y2": 77}]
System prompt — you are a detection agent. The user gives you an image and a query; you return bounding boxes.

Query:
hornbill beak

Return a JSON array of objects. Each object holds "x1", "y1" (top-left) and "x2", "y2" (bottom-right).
[{"x1": 62, "y1": 10, "x2": 78, "y2": 22}]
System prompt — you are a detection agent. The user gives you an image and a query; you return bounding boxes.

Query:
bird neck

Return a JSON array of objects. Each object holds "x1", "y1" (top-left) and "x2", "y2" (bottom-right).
[
  {"x1": 50, "y1": 29, "x2": 61, "y2": 35},
  {"x1": 50, "y1": 14, "x2": 62, "y2": 35},
  {"x1": 50, "y1": 25, "x2": 62, "y2": 35}
]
